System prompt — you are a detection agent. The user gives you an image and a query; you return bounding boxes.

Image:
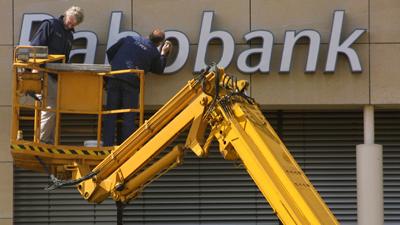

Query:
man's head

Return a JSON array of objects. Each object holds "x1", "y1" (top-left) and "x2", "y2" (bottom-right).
[
  {"x1": 63, "y1": 6, "x2": 84, "y2": 30},
  {"x1": 149, "y1": 29, "x2": 165, "y2": 46}
]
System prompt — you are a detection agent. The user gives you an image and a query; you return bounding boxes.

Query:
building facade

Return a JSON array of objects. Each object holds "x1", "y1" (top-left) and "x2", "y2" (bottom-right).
[{"x1": 1, "y1": 0, "x2": 400, "y2": 224}]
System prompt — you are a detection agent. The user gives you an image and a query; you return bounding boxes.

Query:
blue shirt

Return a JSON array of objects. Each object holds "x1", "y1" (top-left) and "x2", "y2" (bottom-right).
[
  {"x1": 106, "y1": 36, "x2": 167, "y2": 87},
  {"x1": 30, "y1": 16, "x2": 74, "y2": 62}
]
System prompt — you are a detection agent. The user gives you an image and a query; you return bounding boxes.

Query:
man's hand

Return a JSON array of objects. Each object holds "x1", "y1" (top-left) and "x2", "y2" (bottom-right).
[{"x1": 161, "y1": 40, "x2": 172, "y2": 57}]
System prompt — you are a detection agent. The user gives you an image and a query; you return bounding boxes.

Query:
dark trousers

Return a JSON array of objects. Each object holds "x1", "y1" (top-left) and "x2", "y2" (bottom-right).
[{"x1": 103, "y1": 79, "x2": 139, "y2": 146}]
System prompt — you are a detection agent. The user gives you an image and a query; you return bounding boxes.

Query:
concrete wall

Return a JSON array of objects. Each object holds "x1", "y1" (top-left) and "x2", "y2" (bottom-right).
[
  {"x1": 2, "y1": 0, "x2": 400, "y2": 223},
  {"x1": 1, "y1": 0, "x2": 13, "y2": 223},
  {"x1": 10, "y1": 0, "x2": 400, "y2": 107}
]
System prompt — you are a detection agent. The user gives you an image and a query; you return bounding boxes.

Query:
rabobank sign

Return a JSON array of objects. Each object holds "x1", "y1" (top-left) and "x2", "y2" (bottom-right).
[{"x1": 19, "y1": 10, "x2": 366, "y2": 74}]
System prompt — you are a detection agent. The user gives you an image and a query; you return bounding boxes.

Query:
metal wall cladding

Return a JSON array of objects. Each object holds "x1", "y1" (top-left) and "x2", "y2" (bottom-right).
[{"x1": 10, "y1": 110, "x2": 395, "y2": 225}]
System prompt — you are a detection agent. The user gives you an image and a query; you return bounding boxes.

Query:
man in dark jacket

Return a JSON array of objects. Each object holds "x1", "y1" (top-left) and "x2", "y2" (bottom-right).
[
  {"x1": 31, "y1": 6, "x2": 84, "y2": 144},
  {"x1": 103, "y1": 29, "x2": 172, "y2": 146}
]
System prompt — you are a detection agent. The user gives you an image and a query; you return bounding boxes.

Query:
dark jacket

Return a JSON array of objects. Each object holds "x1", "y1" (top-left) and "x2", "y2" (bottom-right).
[
  {"x1": 106, "y1": 36, "x2": 167, "y2": 87},
  {"x1": 30, "y1": 16, "x2": 74, "y2": 62}
]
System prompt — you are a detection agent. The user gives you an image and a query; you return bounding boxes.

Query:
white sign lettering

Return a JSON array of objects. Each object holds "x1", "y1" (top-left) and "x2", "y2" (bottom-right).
[
  {"x1": 19, "y1": 10, "x2": 366, "y2": 74},
  {"x1": 164, "y1": 31, "x2": 190, "y2": 74},
  {"x1": 280, "y1": 30, "x2": 320, "y2": 73},
  {"x1": 194, "y1": 11, "x2": 235, "y2": 73},
  {"x1": 70, "y1": 31, "x2": 98, "y2": 64},
  {"x1": 237, "y1": 30, "x2": 274, "y2": 73},
  {"x1": 325, "y1": 10, "x2": 366, "y2": 72},
  {"x1": 19, "y1": 13, "x2": 52, "y2": 45}
]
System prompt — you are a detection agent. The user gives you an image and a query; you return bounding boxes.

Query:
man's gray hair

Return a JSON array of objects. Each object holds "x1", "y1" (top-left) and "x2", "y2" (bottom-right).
[{"x1": 65, "y1": 6, "x2": 84, "y2": 24}]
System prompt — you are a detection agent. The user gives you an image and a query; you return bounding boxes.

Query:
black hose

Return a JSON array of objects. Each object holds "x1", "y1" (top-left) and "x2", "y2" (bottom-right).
[{"x1": 45, "y1": 170, "x2": 98, "y2": 191}]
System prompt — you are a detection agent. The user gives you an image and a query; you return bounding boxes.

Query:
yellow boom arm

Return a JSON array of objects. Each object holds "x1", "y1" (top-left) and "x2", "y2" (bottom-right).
[
  {"x1": 72, "y1": 66, "x2": 339, "y2": 225},
  {"x1": 9, "y1": 48, "x2": 338, "y2": 224}
]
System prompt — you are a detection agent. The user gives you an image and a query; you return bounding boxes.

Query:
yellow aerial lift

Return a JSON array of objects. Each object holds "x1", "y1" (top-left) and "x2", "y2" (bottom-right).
[{"x1": 10, "y1": 46, "x2": 340, "y2": 225}]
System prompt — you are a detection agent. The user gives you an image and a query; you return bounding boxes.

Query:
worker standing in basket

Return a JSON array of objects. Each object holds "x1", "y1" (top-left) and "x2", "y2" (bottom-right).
[
  {"x1": 103, "y1": 29, "x2": 172, "y2": 146},
  {"x1": 30, "y1": 6, "x2": 84, "y2": 144}
]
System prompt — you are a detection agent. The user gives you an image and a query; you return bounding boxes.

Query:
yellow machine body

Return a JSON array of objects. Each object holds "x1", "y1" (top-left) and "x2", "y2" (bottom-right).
[{"x1": 10, "y1": 46, "x2": 340, "y2": 225}]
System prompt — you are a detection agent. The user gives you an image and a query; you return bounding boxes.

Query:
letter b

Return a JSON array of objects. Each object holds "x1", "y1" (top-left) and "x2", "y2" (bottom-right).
[{"x1": 194, "y1": 11, "x2": 234, "y2": 72}]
